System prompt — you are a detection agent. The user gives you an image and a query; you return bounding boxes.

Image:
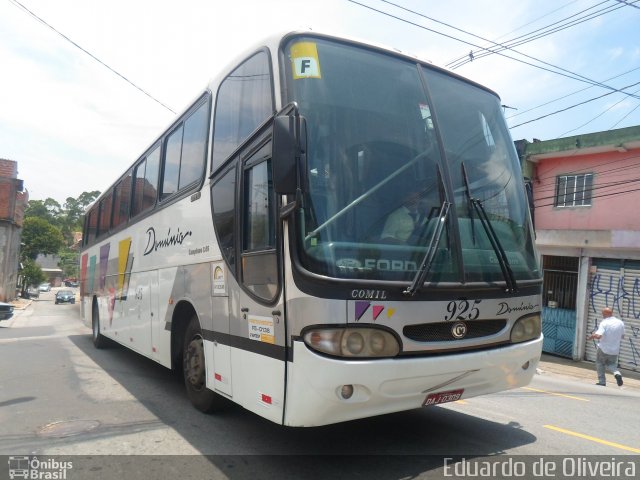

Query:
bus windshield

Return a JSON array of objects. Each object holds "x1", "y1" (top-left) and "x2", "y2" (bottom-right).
[{"x1": 284, "y1": 36, "x2": 539, "y2": 284}]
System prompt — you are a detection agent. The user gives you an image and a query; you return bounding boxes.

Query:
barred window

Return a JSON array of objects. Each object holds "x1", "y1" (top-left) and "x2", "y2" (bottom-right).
[{"x1": 555, "y1": 173, "x2": 593, "y2": 207}]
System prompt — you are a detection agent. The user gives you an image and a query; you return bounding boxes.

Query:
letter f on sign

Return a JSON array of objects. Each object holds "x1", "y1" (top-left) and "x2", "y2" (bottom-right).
[
  {"x1": 294, "y1": 57, "x2": 320, "y2": 78},
  {"x1": 291, "y1": 42, "x2": 322, "y2": 79}
]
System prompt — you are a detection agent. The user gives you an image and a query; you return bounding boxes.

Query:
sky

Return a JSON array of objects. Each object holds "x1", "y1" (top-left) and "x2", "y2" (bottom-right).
[{"x1": 1, "y1": 0, "x2": 639, "y2": 204}]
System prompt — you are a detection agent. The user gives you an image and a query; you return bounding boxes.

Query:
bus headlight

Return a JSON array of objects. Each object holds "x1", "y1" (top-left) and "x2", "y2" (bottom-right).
[
  {"x1": 303, "y1": 327, "x2": 400, "y2": 358},
  {"x1": 510, "y1": 314, "x2": 541, "y2": 343}
]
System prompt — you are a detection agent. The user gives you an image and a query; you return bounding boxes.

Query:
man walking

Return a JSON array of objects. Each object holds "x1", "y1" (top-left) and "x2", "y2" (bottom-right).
[{"x1": 587, "y1": 307, "x2": 625, "y2": 387}]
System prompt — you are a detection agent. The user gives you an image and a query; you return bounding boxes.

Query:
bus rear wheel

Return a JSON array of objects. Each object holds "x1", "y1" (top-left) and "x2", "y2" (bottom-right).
[
  {"x1": 92, "y1": 302, "x2": 107, "y2": 349},
  {"x1": 183, "y1": 316, "x2": 223, "y2": 413}
]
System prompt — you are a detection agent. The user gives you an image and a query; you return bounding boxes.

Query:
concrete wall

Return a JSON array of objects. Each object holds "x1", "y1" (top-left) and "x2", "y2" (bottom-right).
[{"x1": 0, "y1": 223, "x2": 21, "y2": 301}]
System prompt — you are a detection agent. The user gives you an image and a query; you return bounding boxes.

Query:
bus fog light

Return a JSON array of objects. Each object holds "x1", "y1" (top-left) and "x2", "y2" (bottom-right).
[{"x1": 341, "y1": 384, "x2": 354, "y2": 399}]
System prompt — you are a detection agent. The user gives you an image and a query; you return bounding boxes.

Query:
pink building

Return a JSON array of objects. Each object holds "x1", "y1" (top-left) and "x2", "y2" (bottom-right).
[{"x1": 519, "y1": 126, "x2": 640, "y2": 372}]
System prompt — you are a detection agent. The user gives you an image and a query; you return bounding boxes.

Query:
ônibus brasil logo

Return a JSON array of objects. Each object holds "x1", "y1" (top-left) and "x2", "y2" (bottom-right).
[{"x1": 8, "y1": 456, "x2": 73, "y2": 479}]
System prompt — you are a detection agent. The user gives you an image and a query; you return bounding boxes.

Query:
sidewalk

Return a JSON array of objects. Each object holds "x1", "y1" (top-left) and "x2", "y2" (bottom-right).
[
  {"x1": 538, "y1": 353, "x2": 640, "y2": 390},
  {"x1": 9, "y1": 298, "x2": 32, "y2": 310}
]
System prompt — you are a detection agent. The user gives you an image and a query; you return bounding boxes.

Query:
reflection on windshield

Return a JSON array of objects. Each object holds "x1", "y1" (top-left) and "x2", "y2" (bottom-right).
[
  {"x1": 284, "y1": 37, "x2": 539, "y2": 285},
  {"x1": 423, "y1": 67, "x2": 539, "y2": 283}
]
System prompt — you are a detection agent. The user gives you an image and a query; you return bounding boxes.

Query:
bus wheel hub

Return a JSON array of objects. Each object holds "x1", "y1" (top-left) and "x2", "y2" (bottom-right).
[{"x1": 185, "y1": 336, "x2": 205, "y2": 389}]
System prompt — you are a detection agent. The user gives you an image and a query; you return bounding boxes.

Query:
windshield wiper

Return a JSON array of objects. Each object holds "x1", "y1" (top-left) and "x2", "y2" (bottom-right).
[
  {"x1": 461, "y1": 162, "x2": 518, "y2": 293},
  {"x1": 404, "y1": 168, "x2": 450, "y2": 297}
]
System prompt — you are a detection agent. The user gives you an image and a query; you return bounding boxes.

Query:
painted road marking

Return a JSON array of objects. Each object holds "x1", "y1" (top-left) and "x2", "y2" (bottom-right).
[
  {"x1": 544, "y1": 425, "x2": 640, "y2": 453},
  {"x1": 522, "y1": 386, "x2": 589, "y2": 402}
]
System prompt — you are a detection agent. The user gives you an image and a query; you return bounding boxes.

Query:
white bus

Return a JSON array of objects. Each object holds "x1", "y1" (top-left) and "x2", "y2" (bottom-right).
[{"x1": 80, "y1": 31, "x2": 543, "y2": 427}]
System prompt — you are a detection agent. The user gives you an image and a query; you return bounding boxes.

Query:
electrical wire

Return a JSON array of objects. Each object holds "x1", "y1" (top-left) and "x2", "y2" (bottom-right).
[
  {"x1": 557, "y1": 86, "x2": 640, "y2": 137},
  {"x1": 533, "y1": 153, "x2": 640, "y2": 184},
  {"x1": 349, "y1": 0, "x2": 640, "y2": 101},
  {"x1": 8, "y1": 0, "x2": 176, "y2": 114},
  {"x1": 509, "y1": 81, "x2": 640, "y2": 129},
  {"x1": 535, "y1": 185, "x2": 640, "y2": 208},
  {"x1": 448, "y1": 1, "x2": 628, "y2": 69},
  {"x1": 609, "y1": 102, "x2": 640, "y2": 130},
  {"x1": 506, "y1": 65, "x2": 640, "y2": 120},
  {"x1": 533, "y1": 177, "x2": 640, "y2": 203}
]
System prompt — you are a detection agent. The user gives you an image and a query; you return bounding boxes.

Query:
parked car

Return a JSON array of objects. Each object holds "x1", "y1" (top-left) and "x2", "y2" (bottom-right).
[
  {"x1": 0, "y1": 301, "x2": 14, "y2": 321},
  {"x1": 39, "y1": 283, "x2": 51, "y2": 292},
  {"x1": 27, "y1": 286, "x2": 40, "y2": 298},
  {"x1": 64, "y1": 281, "x2": 79, "y2": 288},
  {"x1": 55, "y1": 290, "x2": 76, "y2": 304}
]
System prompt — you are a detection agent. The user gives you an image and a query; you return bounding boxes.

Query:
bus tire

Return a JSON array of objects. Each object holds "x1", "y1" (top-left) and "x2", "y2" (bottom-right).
[
  {"x1": 92, "y1": 302, "x2": 107, "y2": 349},
  {"x1": 183, "y1": 316, "x2": 223, "y2": 413}
]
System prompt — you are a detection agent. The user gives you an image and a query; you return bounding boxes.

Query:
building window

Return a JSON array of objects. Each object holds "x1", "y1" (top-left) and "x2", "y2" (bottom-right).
[{"x1": 555, "y1": 173, "x2": 593, "y2": 207}]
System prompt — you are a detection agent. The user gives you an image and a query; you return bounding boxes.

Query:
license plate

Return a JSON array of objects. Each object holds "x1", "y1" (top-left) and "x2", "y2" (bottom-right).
[{"x1": 423, "y1": 389, "x2": 464, "y2": 406}]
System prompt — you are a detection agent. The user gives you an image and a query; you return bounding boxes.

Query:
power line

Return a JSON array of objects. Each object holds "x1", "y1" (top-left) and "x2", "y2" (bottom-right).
[
  {"x1": 534, "y1": 166, "x2": 640, "y2": 194},
  {"x1": 557, "y1": 86, "x2": 640, "y2": 137},
  {"x1": 609, "y1": 102, "x2": 640, "y2": 129},
  {"x1": 535, "y1": 185, "x2": 640, "y2": 208},
  {"x1": 533, "y1": 153, "x2": 640, "y2": 184},
  {"x1": 9, "y1": 0, "x2": 176, "y2": 114},
  {"x1": 506, "y1": 65, "x2": 640, "y2": 120},
  {"x1": 446, "y1": 1, "x2": 613, "y2": 67},
  {"x1": 509, "y1": 80, "x2": 640, "y2": 129},
  {"x1": 448, "y1": 1, "x2": 626, "y2": 69},
  {"x1": 351, "y1": 0, "x2": 640, "y2": 101},
  {"x1": 472, "y1": 0, "x2": 582, "y2": 45},
  {"x1": 533, "y1": 177, "x2": 640, "y2": 203},
  {"x1": 614, "y1": 0, "x2": 640, "y2": 9}
]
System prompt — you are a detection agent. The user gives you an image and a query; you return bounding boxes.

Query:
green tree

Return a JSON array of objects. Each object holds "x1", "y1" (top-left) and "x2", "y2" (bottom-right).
[
  {"x1": 58, "y1": 247, "x2": 79, "y2": 279},
  {"x1": 24, "y1": 199, "x2": 58, "y2": 225},
  {"x1": 21, "y1": 217, "x2": 65, "y2": 260},
  {"x1": 24, "y1": 191, "x2": 100, "y2": 248},
  {"x1": 21, "y1": 258, "x2": 46, "y2": 289},
  {"x1": 60, "y1": 190, "x2": 99, "y2": 244}
]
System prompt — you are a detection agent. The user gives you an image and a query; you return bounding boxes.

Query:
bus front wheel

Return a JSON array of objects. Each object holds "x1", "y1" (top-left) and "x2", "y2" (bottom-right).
[{"x1": 183, "y1": 316, "x2": 223, "y2": 413}]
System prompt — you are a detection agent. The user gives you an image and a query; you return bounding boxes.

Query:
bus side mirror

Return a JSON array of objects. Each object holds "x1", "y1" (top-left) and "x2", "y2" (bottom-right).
[{"x1": 273, "y1": 114, "x2": 306, "y2": 195}]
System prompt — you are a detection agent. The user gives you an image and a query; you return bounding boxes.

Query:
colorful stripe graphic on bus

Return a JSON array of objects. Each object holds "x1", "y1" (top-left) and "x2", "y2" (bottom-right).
[
  {"x1": 355, "y1": 301, "x2": 396, "y2": 321},
  {"x1": 88, "y1": 255, "x2": 96, "y2": 293},
  {"x1": 118, "y1": 237, "x2": 133, "y2": 300},
  {"x1": 80, "y1": 254, "x2": 88, "y2": 296}
]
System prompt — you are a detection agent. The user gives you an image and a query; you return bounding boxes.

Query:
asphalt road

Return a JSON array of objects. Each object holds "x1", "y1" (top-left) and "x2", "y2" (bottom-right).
[{"x1": 1, "y1": 290, "x2": 639, "y2": 479}]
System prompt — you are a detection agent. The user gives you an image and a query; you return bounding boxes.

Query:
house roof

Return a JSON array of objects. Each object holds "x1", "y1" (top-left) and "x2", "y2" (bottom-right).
[
  {"x1": 35, "y1": 254, "x2": 61, "y2": 269},
  {"x1": 522, "y1": 125, "x2": 640, "y2": 161}
]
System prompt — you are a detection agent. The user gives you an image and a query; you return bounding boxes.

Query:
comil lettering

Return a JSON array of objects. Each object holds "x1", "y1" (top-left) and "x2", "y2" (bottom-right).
[{"x1": 351, "y1": 289, "x2": 387, "y2": 300}]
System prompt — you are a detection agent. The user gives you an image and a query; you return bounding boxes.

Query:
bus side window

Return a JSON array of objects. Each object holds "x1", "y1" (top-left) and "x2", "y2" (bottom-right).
[
  {"x1": 241, "y1": 153, "x2": 277, "y2": 302},
  {"x1": 131, "y1": 145, "x2": 160, "y2": 218},
  {"x1": 161, "y1": 99, "x2": 210, "y2": 200},
  {"x1": 97, "y1": 192, "x2": 113, "y2": 237},
  {"x1": 112, "y1": 170, "x2": 132, "y2": 228},
  {"x1": 211, "y1": 165, "x2": 237, "y2": 273},
  {"x1": 85, "y1": 207, "x2": 98, "y2": 245},
  {"x1": 211, "y1": 50, "x2": 274, "y2": 173}
]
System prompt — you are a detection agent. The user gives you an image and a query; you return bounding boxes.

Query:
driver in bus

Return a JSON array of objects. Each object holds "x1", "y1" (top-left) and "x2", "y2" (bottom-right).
[{"x1": 380, "y1": 190, "x2": 428, "y2": 244}]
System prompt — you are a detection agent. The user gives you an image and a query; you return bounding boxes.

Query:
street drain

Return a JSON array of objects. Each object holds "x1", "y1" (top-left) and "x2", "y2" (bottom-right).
[{"x1": 37, "y1": 420, "x2": 101, "y2": 438}]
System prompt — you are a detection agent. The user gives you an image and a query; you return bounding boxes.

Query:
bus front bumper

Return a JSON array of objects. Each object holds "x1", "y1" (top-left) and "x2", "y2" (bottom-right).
[{"x1": 284, "y1": 337, "x2": 542, "y2": 427}]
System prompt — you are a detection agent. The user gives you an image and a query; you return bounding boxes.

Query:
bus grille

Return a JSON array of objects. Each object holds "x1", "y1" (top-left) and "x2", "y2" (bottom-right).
[{"x1": 403, "y1": 319, "x2": 507, "y2": 342}]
